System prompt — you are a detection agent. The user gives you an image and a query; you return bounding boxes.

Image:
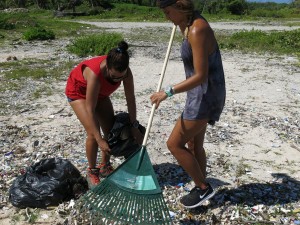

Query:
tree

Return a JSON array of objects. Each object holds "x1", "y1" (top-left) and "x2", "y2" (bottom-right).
[
  {"x1": 17, "y1": 0, "x2": 26, "y2": 7},
  {"x1": 206, "y1": 0, "x2": 227, "y2": 14},
  {"x1": 292, "y1": 0, "x2": 300, "y2": 8},
  {"x1": 227, "y1": 0, "x2": 247, "y2": 15}
]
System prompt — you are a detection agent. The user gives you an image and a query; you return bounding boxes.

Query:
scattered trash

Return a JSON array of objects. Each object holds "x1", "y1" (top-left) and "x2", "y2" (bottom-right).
[{"x1": 0, "y1": 26, "x2": 299, "y2": 224}]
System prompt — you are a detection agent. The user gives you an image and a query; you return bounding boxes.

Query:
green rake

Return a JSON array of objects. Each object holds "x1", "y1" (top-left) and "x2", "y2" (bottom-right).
[{"x1": 78, "y1": 25, "x2": 177, "y2": 225}]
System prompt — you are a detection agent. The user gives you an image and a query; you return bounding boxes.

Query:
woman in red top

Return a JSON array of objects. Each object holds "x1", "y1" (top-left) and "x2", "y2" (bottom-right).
[{"x1": 65, "y1": 41, "x2": 143, "y2": 188}]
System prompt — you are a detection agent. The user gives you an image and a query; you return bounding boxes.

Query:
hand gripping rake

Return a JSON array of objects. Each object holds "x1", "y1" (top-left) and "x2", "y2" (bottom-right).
[{"x1": 78, "y1": 25, "x2": 177, "y2": 225}]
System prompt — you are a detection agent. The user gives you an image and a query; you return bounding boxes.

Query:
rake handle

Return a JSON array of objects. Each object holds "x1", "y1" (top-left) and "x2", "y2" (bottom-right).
[
  {"x1": 137, "y1": 25, "x2": 177, "y2": 170},
  {"x1": 142, "y1": 25, "x2": 177, "y2": 147}
]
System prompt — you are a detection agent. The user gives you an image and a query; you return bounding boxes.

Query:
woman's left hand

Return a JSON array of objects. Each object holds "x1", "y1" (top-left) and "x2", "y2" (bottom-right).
[{"x1": 150, "y1": 91, "x2": 167, "y2": 109}]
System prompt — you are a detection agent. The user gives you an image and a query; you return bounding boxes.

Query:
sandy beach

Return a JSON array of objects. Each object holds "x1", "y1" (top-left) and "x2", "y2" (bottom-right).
[{"x1": 0, "y1": 21, "x2": 299, "y2": 224}]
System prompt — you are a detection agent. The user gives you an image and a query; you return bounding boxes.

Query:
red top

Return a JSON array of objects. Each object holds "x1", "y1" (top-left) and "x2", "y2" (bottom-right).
[{"x1": 65, "y1": 56, "x2": 121, "y2": 100}]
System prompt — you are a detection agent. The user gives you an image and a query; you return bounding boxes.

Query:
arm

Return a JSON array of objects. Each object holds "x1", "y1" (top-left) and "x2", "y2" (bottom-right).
[
  {"x1": 123, "y1": 68, "x2": 137, "y2": 123},
  {"x1": 84, "y1": 67, "x2": 110, "y2": 153},
  {"x1": 150, "y1": 20, "x2": 215, "y2": 108},
  {"x1": 172, "y1": 20, "x2": 212, "y2": 93},
  {"x1": 123, "y1": 68, "x2": 143, "y2": 144}
]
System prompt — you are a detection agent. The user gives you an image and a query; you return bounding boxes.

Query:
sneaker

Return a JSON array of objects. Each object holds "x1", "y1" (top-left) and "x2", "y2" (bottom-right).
[
  {"x1": 180, "y1": 183, "x2": 215, "y2": 208},
  {"x1": 86, "y1": 168, "x2": 100, "y2": 189},
  {"x1": 98, "y1": 162, "x2": 114, "y2": 178}
]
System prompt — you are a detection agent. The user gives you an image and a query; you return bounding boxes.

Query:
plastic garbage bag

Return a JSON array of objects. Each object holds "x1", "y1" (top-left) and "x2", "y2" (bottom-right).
[
  {"x1": 108, "y1": 112, "x2": 145, "y2": 159},
  {"x1": 9, "y1": 158, "x2": 88, "y2": 208}
]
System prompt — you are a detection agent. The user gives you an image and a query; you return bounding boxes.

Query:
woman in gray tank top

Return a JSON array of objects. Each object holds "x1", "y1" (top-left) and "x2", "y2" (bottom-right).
[{"x1": 151, "y1": 0, "x2": 226, "y2": 208}]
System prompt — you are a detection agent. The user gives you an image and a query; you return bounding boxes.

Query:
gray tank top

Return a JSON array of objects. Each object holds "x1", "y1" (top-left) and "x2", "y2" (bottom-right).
[{"x1": 181, "y1": 13, "x2": 226, "y2": 125}]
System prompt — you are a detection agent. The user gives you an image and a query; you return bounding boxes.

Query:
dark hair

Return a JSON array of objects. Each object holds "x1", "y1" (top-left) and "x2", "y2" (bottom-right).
[
  {"x1": 106, "y1": 41, "x2": 129, "y2": 72},
  {"x1": 158, "y1": 0, "x2": 177, "y2": 8}
]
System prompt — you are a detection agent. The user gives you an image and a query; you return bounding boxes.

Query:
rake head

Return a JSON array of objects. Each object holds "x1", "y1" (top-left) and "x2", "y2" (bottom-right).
[{"x1": 77, "y1": 147, "x2": 172, "y2": 225}]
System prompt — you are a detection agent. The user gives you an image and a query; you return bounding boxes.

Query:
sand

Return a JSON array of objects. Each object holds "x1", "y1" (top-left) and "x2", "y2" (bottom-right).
[{"x1": 0, "y1": 20, "x2": 299, "y2": 224}]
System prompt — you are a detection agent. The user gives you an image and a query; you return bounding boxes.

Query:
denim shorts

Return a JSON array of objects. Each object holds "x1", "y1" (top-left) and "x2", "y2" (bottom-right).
[{"x1": 67, "y1": 97, "x2": 75, "y2": 102}]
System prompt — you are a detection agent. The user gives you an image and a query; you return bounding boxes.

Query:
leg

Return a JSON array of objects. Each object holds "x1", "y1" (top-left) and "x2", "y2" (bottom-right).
[
  {"x1": 187, "y1": 124, "x2": 207, "y2": 179},
  {"x1": 168, "y1": 118, "x2": 215, "y2": 208},
  {"x1": 69, "y1": 99, "x2": 99, "y2": 169},
  {"x1": 167, "y1": 117, "x2": 208, "y2": 189},
  {"x1": 94, "y1": 97, "x2": 115, "y2": 164}
]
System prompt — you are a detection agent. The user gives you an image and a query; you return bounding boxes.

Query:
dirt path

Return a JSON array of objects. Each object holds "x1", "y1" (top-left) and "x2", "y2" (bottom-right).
[{"x1": 76, "y1": 20, "x2": 300, "y2": 32}]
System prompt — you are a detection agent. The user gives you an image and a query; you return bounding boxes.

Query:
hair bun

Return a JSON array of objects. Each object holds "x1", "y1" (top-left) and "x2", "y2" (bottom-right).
[{"x1": 118, "y1": 41, "x2": 128, "y2": 52}]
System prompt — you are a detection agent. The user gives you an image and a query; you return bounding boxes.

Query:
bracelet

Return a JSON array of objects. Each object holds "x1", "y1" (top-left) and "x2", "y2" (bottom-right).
[{"x1": 164, "y1": 86, "x2": 175, "y2": 97}]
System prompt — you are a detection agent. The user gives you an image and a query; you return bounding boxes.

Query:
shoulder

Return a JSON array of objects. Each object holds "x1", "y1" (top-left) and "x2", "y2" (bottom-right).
[{"x1": 189, "y1": 18, "x2": 211, "y2": 37}]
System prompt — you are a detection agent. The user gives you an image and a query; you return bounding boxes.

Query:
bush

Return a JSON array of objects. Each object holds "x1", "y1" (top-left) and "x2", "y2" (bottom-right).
[
  {"x1": 250, "y1": 8, "x2": 285, "y2": 18},
  {"x1": 0, "y1": 20, "x2": 16, "y2": 29},
  {"x1": 67, "y1": 33, "x2": 123, "y2": 57},
  {"x1": 227, "y1": 0, "x2": 247, "y2": 15},
  {"x1": 218, "y1": 29, "x2": 300, "y2": 56},
  {"x1": 23, "y1": 27, "x2": 55, "y2": 41}
]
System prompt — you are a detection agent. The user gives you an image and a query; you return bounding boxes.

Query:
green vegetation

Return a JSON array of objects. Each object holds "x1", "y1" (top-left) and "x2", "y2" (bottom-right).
[
  {"x1": 0, "y1": 2, "x2": 298, "y2": 57},
  {"x1": 72, "y1": 3, "x2": 164, "y2": 22},
  {"x1": 0, "y1": 11, "x2": 93, "y2": 42},
  {"x1": 67, "y1": 33, "x2": 123, "y2": 57},
  {"x1": 217, "y1": 29, "x2": 300, "y2": 56},
  {"x1": 235, "y1": 158, "x2": 251, "y2": 178},
  {"x1": 23, "y1": 26, "x2": 55, "y2": 41},
  {"x1": 0, "y1": 59, "x2": 76, "y2": 97},
  {"x1": 0, "y1": 1, "x2": 299, "y2": 108},
  {"x1": 1, "y1": 59, "x2": 66, "y2": 80}
]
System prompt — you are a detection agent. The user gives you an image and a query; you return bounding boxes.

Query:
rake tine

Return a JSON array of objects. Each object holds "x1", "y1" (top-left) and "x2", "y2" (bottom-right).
[
  {"x1": 149, "y1": 197, "x2": 155, "y2": 223},
  {"x1": 142, "y1": 195, "x2": 147, "y2": 224},
  {"x1": 154, "y1": 197, "x2": 162, "y2": 223},
  {"x1": 147, "y1": 196, "x2": 152, "y2": 224},
  {"x1": 157, "y1": 197, "x2": 167, "y2": 223},
  {"x1": 138, "y1": 194, "x2": 143, "y2": 223},
  {"x1": 156, "y1": 197, "x2": 162, "y2": 223},
  {"x1": 128, "y1": 194, "x2": 134, "y2": 222},
  {"x1": 139, "y1": 196, "x2": 145, "y2": 224},
  {"x1": 112, "y1": 189, "x2": 124, "y2": 222},
  {"x1": 114, "y1": 193, "x2": 124, "y2": 223}
]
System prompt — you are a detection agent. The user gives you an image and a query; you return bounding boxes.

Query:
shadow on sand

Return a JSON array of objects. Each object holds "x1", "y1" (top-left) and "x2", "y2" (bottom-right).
[{"x1": 154, "y1": 162, "x2": 300, "y2": 222}]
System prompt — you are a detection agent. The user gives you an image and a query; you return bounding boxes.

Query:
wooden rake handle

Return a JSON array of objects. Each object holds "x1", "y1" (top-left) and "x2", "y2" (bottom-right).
[
  {"x1": 136, "y1": 25, "x2": 177, "y2": 170},
  {"x1": 142, "y1": 25, "x2": 177, "y2": 147}
]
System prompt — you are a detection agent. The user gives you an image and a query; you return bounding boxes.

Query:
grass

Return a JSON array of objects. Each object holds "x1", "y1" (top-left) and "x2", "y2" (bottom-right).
[
  {"x1": 235, "y1": 158, "x2": 252, "y2": 178},
  {"x1": 0, "y1": 58, "x2": 76, "y2": 80},
  {"x1": 217, "y1": 29, "x2": 300, "y2": 58},
  {"x1": 1, "y1": 5, "x2": 299, "y2": 57},
  {"x1": 0, "y1": 11, "x2": 96, "y2": 44},
  {"x1": 67, "y1": 33, "x2": 124, "y2": 57},
  {"x1": 68, "y1": 3, "x2": 165, "y2": 22},
  {"x1": 32, "y1": 85, "x2": 54, "y2": 99},
  {"x1": 0, "y1": 58, "x2": 77, "y2": 111},
  {"x1": 111, "y1": 91, "x2": 126, "y2": 100},
  {"x1": 0, "y1": 4, "x2": 299, "y2": 108}
]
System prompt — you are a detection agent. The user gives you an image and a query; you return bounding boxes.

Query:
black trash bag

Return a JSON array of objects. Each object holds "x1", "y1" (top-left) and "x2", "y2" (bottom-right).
[
  {"x1": 9, "y1": 158, "x2": 88, "y2": 208},
  {"x1": 108, "y1": 112, "x2": 145, "y2": 159}
]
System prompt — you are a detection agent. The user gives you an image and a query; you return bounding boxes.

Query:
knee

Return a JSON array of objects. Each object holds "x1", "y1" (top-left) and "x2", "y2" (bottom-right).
[{"x1": 166, "y1": 139, "x2": 179, "y2": 155}]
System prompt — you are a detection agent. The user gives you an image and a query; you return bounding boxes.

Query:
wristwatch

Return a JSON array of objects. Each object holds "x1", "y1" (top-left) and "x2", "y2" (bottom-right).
[
  {"x1": 165, "y1": 86, "x2": 175, "y2": 97},
  {"x1": 131, "y1": 120, "x2": 140, "y2": 128}
]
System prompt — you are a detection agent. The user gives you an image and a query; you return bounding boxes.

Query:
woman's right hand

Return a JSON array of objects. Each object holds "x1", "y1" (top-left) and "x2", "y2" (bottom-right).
[{"x1": 150, "y1": 91, "x2": 168, "y2": 109}]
